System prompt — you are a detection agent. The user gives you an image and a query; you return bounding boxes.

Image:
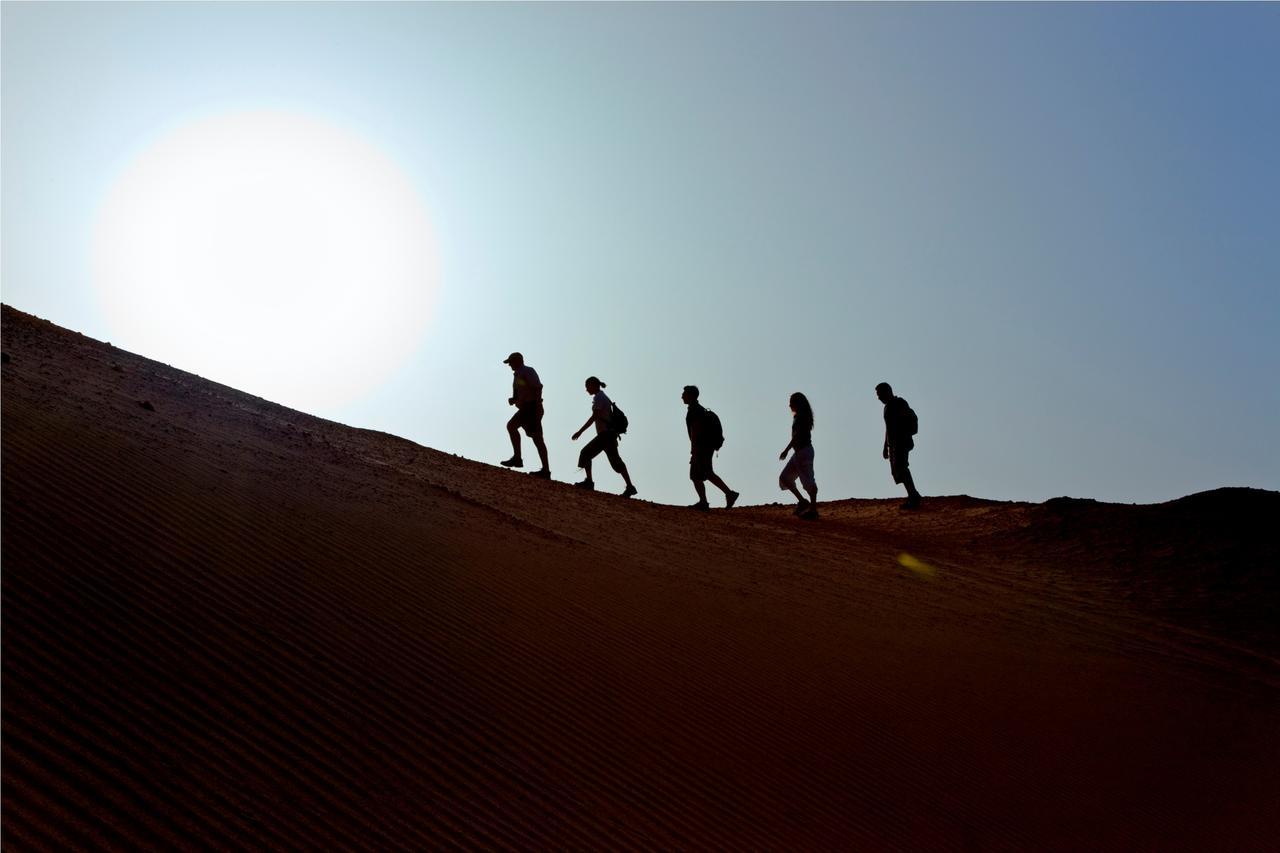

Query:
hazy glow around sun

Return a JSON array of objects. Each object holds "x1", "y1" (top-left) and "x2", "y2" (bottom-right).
[{"x1": 92, "y1": 111, "x2": 437, "y2": 412}]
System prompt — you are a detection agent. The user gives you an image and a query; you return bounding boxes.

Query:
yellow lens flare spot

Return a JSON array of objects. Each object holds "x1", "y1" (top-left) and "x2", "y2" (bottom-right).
[{"x1": 897, "y1": 552, "x2": 937, "y2": 577}]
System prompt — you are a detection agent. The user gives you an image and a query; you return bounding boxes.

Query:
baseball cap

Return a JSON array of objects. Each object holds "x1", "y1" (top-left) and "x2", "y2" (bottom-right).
[{"x1": 502, "y1": 352, "x2": 523, "y2": 364}]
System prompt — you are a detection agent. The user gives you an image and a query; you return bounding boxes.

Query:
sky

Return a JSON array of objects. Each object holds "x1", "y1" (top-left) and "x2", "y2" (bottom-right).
[{"x1": 4, "y1": 2, "x2": 1278, "y2": 508}]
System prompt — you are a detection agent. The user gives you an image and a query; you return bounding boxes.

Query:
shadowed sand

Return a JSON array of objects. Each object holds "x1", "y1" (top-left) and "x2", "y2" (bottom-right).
[{"x1": 3, "y1": 304, "x2": 1278, "y2": 850}]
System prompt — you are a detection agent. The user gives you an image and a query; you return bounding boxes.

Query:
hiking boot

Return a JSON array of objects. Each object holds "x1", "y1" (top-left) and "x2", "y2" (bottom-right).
[
  {"x1": 901, "y1": 495, "x2": 921, "y2": 510},
  {"x1": 793, "y1": 499, "x2": 811, "y2": 516},
  {"x1": 529, "y1": 469, "x2": 551, "y2": 479},
  {"x1": 500, "y1": 456, "x2": 523, "y2": 468},
  {"x1": 690, "y1": 501, "x2": 711, "y2": 512},
  {"x1": 621, "y1": 485, "x2": 638, "y2": 499},
  {"x1": 725, "y1": 490, "x2": 740, "y2": 509},
  {"x1": 574, "y1": 479, "x2": 595, "y2": 490}
]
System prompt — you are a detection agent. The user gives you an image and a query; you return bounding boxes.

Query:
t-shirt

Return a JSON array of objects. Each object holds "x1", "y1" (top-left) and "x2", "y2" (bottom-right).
[
  {"x1": 686, "y1": 401, "x2": 707, "y2": 451},
  {"x1": 592, "y1": 390, "x2": 613, "y2": 435},
  {"x1": 512, "y1": 365, "x2": 542, "y2": 406},
  {"x1": 791, "y1": 412, "x2": 813, "y2": 450},
  {"x1": 883, "y1": 396, "x2": 913, "y2": 447}
]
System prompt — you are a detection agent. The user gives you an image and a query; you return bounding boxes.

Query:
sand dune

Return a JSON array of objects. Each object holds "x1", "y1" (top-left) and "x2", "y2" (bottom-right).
[{"x1": 3, "y1": 304, "x2": 1278, "y2": 850}]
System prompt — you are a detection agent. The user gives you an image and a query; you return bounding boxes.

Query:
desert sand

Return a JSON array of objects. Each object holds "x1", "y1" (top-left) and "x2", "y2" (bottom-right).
[{"x1": 3, "y1": 304, "x2": 1278, "y2": 850}]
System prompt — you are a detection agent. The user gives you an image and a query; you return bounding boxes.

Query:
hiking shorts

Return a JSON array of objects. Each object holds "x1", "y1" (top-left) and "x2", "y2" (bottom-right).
[
  {"x1": 689, "y1": 447, "x2": 716, "y2": 482},
  {"x1": 780, "y1": 446, "x2": 816, "y2": 492},
  {"x1": 579, "y1": 432, "x2": 623, "y2": 472},
  {"x1": 889, "y1": 444, "x2": 911, "y2": 484},
  {"x1": 509, "y1": 402, "x2": 544, "y2": 438}
]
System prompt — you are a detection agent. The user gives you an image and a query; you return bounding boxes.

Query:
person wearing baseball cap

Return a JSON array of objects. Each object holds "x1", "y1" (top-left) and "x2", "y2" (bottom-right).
[{"x1": 501, "y1": 352, "x2": 550, "y2": 478}]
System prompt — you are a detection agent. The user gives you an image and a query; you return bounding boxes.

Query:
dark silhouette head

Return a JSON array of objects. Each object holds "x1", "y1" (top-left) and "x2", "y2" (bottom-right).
[
  {"x1": 503, "y1": 352, "x2": 524, "y2": 371},
  {"x1": 585, "y1": 376, "x2": 606, "y2": 394},
  {"x1": 875, "y1": 382, "x2": 893, "y2": 404},
  {"x1": 790, "y1": 392, "x2": 814, "y2": 427},
  {"x1": 682, "y1": 385, "x2": 700, "y2": 405}
]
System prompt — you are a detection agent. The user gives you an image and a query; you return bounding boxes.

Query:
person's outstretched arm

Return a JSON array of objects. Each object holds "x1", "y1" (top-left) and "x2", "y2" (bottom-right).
[{"x1": 572, "y1": 414, "x2": 595, "y2": 441}]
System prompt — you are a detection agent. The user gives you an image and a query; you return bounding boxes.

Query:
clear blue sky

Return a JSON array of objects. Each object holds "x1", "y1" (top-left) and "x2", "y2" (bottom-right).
[{"x1": 4, "y1": 3, "x2": 1278, "y2": 507}]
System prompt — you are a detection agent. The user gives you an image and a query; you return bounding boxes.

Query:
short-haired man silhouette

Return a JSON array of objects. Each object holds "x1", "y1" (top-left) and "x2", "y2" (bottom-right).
[
  {"x1": 876, "y1": 382, "x2": 921, "y2": 509},
  {"x1": 682, "y1": 385, "x2": 738, "y2": 512},
  {"x1": 501, "y1": 352, "x2": 550, "y2": 478}
]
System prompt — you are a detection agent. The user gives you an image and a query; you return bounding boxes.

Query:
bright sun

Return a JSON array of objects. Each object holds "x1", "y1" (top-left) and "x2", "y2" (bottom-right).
[{"x1": 92, "y1": 111, "x2": 437, "y2": 412}]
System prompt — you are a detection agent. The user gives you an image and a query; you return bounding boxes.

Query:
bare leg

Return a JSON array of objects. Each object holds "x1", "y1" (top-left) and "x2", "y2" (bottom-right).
[
  {"x1": 506, "y1": 415, "x2": 522, "y2": 459},
  {"x1": 785, "y1": 484, "x2": 804, "y2": 503},
  {"x1": 707, "y1": 473, "x2": 732, "y2": 495},
  {"x1": 805, "y1": 483, "x2": 818, "y2": 506},
  {"x1": 903, "y1": 471, "x2": 920, "y2": 500},
  {"x1": 499, "y1": 414, "x2": 519, "y2": 461},
  {"x1": 532, "y1": 435, "x2": 549, "y2": 472},
  {"x1": 900, "y1": 470, "x2": 921, "y2": 508},
  {"x1": 694, "y1": 480, "x2": 708, "y2": 504},
  {"x1": 606, "y1": 444, "x2": 634, "y2": 490}
]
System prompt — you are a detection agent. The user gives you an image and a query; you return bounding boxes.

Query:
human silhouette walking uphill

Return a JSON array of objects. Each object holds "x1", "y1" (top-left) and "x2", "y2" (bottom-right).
[
  {"x1": 876, "y1": 381, "x2": 922, "y2": 509},
  {"x1": 779, "y1": 392, "x2": 819, "y2": 519},
  {"x1": 501, "y1": 352, "x2": 550, "y2": 479},
  {"x1": 571, "y1": 376, "x2": 637, "y2": 498},
  {"x1": 682, "y1": 385, "x2": 738, "y2": 512}
]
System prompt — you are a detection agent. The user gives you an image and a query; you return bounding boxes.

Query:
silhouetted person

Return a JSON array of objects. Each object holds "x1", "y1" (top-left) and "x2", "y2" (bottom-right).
[
  {"x1": 876, "y1": 381, "x2": 921, "y2": 509},
  {"x1": 779, "y1": 392, "x2": 818, "y2": 519},
  {"x1": 501, "y1": 352, "x2": 550, "y2": 478},
  {"x1": 682, "y1": 385, "x2": 738, "y2": 512},
  {"x1": 571, "y1": 376, "x2": 637, "y2": 498}
]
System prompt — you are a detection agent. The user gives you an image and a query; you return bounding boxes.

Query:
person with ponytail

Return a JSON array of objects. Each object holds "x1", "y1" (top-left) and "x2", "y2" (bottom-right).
[
  {"x1": 571, "y1": 376, "x2": 637, "y2": 498},
  {"x1": 779, "y1": 392, "x2": 818, "y2": 519}
]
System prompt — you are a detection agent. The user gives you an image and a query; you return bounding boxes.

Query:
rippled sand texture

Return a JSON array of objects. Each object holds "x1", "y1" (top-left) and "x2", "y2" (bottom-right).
[{"x1": 3, "y1": 304, "x2": 1278, "y2": 850}]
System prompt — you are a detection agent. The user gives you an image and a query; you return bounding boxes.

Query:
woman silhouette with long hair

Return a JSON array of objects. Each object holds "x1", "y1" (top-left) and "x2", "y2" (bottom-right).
[{"x1": 779, "y1": 392, "x2": 818, "y2": 519}]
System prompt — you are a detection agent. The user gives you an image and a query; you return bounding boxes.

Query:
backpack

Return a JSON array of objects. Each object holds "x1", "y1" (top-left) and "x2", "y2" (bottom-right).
[
  {"x1": 901, "y1": 399, "x2": 919, "y2": 436},
  {"x1": 702, "y1": 408, "x2": 725, "y2": 451},
  {"x1": 609, "y1": 402, "x2": 629, "y2": 436}
]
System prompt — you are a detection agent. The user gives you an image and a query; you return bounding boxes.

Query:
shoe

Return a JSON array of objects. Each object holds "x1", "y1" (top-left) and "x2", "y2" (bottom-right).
[
  {"x1": 621, "y1": 485, "x2": 638, "y2": 499},
  {"x1": 725, "y1": 490, "x2": 740, "y2": 509},
  {"x1": 574, "y1": 479, "x2": 595, "y2": 490},
  {"x1": 690, "y1": 501, "x2": 710, "y2": 512},
  {"x1": 500, "y1": 456, "x2": 523, "y2": 468},
  {"x1": 901, "y1": 495, "x2": 921, "y2": 510},
  {"x1": 800, "y1": 506, "x2": 819, "y2": 521},
  {"x1": 529, "y1": 469, "x2": 551, "y2": 479},
  {"x1": 793, "y1": 499, "x2": 811, "y2": 516}
]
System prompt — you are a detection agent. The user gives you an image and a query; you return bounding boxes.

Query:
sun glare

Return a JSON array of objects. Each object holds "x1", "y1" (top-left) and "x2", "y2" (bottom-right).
[{"x1": 92, "y1": 111, "x2": 437, "y2": 412}]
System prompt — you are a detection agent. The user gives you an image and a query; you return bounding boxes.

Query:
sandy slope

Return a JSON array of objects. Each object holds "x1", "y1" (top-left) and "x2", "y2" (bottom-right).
[{"x1": 3, "y1": 304, "x2": 1278, "y2": 850}]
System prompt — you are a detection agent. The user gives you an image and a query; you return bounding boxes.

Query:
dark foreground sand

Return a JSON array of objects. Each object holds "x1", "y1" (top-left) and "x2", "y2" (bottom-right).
[{"x1": 3, "y1": 304, "x2": 1278, "y2": 850}]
